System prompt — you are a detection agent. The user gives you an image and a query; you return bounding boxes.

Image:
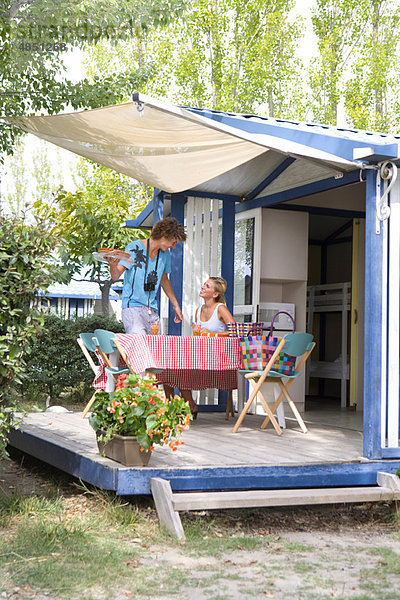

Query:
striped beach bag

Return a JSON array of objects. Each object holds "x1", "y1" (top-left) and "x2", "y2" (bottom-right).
[{"x1": 239, "y1": 312, "x2": 296, "y2": 375}]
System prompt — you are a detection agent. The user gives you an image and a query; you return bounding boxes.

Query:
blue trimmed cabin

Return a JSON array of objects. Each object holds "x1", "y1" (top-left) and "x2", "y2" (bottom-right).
[
  {"x1": 5, "y1": 94, "x2": 400, "y2": 494},
  {"x1": 36, "y1": 280, "x2": 122, "y2": 319}
]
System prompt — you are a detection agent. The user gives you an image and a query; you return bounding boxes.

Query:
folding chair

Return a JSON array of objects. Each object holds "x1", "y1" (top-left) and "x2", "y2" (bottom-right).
[
  {"x1": 94, "y1": 328, "x2": 163, "y2": 380},
  {"x1": 232, "y1": 332, "x2": 315, "y2": 435},
  {"x1": 77, "y1": 333, "x2": 99, "y2": 376},
  {"x1": 93, "y1": 329, "x2": 134, "y2": 375},
  {"x1": 79, "y1": 332, "x2": 129, "y2": 418},
  {"x1": 78, "y1": 333, "x2": 105, "y2": 419}
]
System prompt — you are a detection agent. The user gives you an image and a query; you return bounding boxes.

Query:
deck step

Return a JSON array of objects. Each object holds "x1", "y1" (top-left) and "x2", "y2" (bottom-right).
[{"x1": 150, "y1": 472, "x2": 400, "y2": 540}]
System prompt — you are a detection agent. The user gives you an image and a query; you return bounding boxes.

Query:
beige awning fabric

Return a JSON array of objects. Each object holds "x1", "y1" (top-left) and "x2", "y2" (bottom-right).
[
  {"x1": 4, "y1": 101, "x2": 266, "y2": 193},
  {"x1": 3, "y1": 94, "x2": 358, "y2": 194}
]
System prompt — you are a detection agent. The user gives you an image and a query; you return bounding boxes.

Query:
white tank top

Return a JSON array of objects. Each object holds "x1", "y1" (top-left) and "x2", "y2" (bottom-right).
[{"x1": 196, "y1": 303, "x2": 227, "y2": 333}]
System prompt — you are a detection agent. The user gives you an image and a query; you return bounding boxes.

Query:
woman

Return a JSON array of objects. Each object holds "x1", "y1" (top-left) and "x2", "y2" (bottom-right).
[{"x1": 182, "y1": 276, "x2": 235, "y2": 418}]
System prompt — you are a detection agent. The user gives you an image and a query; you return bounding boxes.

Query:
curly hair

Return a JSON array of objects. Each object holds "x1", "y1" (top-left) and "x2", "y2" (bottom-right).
[{"x1": 151, "y1": 217, "x2": 186, "y2": 242}]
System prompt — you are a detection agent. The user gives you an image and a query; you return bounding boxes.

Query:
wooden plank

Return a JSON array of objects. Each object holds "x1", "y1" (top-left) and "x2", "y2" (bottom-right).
[
  {"x1": 377, "y1": 471, "x2": 400, "y2": 491},
  {"x1": 171, "y1": 486, "x2": 400, "y2": 511},
  {"x1": 17, "y1": 411, "x2": 364, "y2": 467},
  {"x1": 150, "y1": 477, "x2": 186, "y2": 540},
  {"x1": 9, "y1": 412, "x2": 400, "y2": 497}
]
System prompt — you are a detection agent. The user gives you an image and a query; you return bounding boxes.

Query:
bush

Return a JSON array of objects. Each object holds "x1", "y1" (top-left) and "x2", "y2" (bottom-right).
[
  {"x1": 23, "y1": 313, "x2": 125, "y2": 401},
  {"x1": 0, "y1": 215, "x2": 59, "y2": 457}
]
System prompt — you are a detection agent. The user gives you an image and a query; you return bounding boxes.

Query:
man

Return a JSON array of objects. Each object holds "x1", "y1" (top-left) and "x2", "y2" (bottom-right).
[{"x1": 107, "y1": 217, "x2": 186, "y2": 334}]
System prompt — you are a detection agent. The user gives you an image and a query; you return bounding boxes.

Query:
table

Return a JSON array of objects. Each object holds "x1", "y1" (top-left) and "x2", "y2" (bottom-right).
[{"x1": 93, "y1": 334, "x2": 242, "y2": 392}]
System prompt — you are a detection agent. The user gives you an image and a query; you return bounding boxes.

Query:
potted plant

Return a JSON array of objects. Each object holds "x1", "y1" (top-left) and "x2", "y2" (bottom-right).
[{"x1": 89, "y1": 373, "x2": 192, "y2": 466}]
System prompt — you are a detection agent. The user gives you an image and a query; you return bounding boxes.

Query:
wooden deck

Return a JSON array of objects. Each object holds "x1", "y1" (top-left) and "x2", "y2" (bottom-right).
[{"x1": 7, "y1": 408, "x2": 400, "y2": 495}]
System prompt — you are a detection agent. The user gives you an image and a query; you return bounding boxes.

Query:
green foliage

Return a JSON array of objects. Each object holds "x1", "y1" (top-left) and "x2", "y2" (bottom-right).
[
  {"x1": 310, "y1": 0, "x2": 400, "y2": 129},
  {"x1": 89, "y1": 373, "x2": 191, "y2": 450},
  {"x1": 344, "y1": 0, "x2": 400, "y2": 131},
  {"x1": 23, "y1": 313, "x2": 125, "y2": 401},
  {"x1": 0, "y1": 214, "x2": 60, "y2": 457},
  {"x1": 32, "y1": 162, "x2": 150, "y2": 315},
  {"x1": 87, "y1": 0, "x2": 305, "y2": 119},
  {"x1": 0, "y1": 215, "x2": 58, "y2": 397},
  {"x1": 32, "y1": 162, "x2": 150, "y2": 316},
  {"x1": 309, "y1": 0, "x2": 367, "y2": 125},
  {"x1": 0, "y1": 0, "x2": 186, "y2": 155}
]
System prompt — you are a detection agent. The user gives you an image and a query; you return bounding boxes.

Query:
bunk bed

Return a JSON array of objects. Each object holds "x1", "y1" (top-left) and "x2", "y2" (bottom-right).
[{"x1": 306, "y1": 282, "x2": 351, "y2": 408}]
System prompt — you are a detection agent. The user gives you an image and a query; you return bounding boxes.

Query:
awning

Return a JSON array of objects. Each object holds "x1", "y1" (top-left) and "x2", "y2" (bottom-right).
[{"x1": 3, "y1": 94, "x2": 360, "y2": 195}]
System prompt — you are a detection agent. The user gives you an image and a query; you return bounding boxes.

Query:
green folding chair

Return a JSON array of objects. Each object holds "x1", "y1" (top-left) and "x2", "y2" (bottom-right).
[{"x1": 78, "y1": 331, "x2": 129, "y2": 418}]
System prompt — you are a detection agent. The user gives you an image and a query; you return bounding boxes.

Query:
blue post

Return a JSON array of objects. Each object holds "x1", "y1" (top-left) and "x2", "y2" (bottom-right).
[
  {"x1": 168, "y1": 194, "x2": 186, "y2": 335},
  {"x1": 219, "y1": 200, "x2": 236, "y2": 408},
  {"x1": 153, "y1": 189, "x2": 164, "y2": 315},
  {"x1": 363, "y1": 169, "x2": 383, "y2": 459},
  {"x1": 221, "y1": 200, "x2": 235, "y2": 313},
  {"x1": 153, "y1": 189, "x2": 164, "y2": 224}
]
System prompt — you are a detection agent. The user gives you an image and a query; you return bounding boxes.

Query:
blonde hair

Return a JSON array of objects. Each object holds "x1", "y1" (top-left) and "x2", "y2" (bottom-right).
[{"x1": 209, "y1": 276, "x2": 227, "y2": 304}]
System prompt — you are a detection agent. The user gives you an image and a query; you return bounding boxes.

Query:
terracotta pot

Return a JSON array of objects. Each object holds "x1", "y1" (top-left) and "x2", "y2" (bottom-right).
[{"x1": 96, "y1": 431, "x2": 151, "y2": 466}]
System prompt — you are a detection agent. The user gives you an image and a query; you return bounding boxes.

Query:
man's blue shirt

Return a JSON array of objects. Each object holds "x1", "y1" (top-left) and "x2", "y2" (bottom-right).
[{"x1": 119, "y1": 239, "x2": 171, "y2": 310}]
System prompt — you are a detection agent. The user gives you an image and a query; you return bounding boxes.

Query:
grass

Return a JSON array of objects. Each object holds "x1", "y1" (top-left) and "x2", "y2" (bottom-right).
[
  {"x1": 0, "y1": 490, "x2": 63, "y2": 526},
  {"x1": 1, "y1": 470, "x2": 400, "y2": 600}
]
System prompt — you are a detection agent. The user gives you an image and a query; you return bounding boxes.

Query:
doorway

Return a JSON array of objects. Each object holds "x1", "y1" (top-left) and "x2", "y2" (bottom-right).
[{"x1": 306, "y1": 212, "x2": 365, "y2": 422}]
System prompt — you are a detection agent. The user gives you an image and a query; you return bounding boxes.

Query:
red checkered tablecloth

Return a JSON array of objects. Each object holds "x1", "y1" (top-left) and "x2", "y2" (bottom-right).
[{"x1": 93, "y1": 334, "x2": 241, "y2": 391}]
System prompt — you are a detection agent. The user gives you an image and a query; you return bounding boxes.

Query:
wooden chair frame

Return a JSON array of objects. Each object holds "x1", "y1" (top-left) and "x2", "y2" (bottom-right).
[
  {"x1": 232, "y1": 336, "x2": 315, "y2": 435},
  {"x1": 77, "y1": 334, "x2": 101, "y2": 419}
]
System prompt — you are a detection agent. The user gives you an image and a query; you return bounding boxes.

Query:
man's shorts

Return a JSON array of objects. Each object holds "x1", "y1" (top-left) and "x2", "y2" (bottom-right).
[{"x1": 122, "y1": 306, "x2": 160, "y2": 335}]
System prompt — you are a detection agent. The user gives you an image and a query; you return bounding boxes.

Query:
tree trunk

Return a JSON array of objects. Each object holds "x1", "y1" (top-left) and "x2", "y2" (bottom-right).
[{"x1": 99, "y1": 280, "x2": 113, "y2": 317}]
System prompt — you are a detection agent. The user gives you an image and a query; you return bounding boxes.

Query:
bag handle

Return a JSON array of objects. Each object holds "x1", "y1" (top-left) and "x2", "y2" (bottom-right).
[{"x1": 268, "y1": 311, "x2": 295, "y2": 336}]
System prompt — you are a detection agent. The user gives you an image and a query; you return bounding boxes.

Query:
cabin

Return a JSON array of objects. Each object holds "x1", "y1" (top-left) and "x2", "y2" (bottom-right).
[
  {"x1": 4, "y1": 93, "x2": 400, "y2": 501},
  {"x1": 35, "y1": 280, "x2": 122, "y2": 319}
]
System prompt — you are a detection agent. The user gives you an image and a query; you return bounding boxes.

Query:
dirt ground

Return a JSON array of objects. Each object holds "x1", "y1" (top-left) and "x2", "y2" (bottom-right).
[{"x1": 1, "y1": 450, "x2": 400, "y2": 600}]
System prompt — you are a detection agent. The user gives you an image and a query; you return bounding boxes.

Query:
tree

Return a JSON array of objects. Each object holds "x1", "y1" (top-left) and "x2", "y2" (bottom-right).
[
  {"x1": 34, "y1": 162, "x2": 151, "y2": 315},
  {"x1": 86, "y1": 0, "x2": 305, "y2": 118},
  {"x1": 344, "y1": 0, "x2": 400, "y2": 131},
  {"x1": 308, "y1": 0, "x2": 369, "y2": 125},
  {"x1": 0, "y1": 0, "x2": 186, "y2": 155},
  {"x1": 2, "y1": 137, "x2": 66, "y2": 217}
]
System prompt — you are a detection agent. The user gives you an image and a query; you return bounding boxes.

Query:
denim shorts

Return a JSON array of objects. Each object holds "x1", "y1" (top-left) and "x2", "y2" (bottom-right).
[{"x1": 122, "y1": 306, "x2": 160, "y2": 335}]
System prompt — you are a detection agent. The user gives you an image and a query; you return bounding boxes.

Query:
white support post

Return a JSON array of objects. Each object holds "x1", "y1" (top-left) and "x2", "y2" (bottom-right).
[
  {"x1": 193, "y1": 198, "x2": 203, "y2": 308},
  {"x1": 203, "y1": 201, "x2": 211, "y2": 282},
  {"x1": 381, "y1": 215, "x2": 388, "y2": 448},
  {"x1": 210, "y1": 198, "x2": 219, "y2": 276},
  {"x1": 341, "y1": 283, "x2": 349, "y2": 408},
  {"x1": 182, "y1": 198, "x2": 195, "y2": 336},
  {"x1": 387, "y1": 176, "x2": 400, "y2": 447}
]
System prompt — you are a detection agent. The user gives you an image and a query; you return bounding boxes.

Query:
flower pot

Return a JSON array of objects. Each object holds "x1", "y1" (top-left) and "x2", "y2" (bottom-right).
[{"x1": 96, "y1": 431, "x2": 151, "y2": 466}]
